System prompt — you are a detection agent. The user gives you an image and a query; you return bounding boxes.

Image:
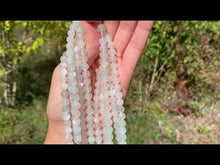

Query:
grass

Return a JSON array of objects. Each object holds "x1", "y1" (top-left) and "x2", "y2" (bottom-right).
[{"x1": 0, "y1": 97, "x2": 48, "y2": 144}]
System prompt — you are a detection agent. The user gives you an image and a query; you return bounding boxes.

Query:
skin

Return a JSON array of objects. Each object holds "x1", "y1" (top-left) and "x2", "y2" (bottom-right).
[{"x1": 44, "y1": 21, "x2": 154, "y2": 144}]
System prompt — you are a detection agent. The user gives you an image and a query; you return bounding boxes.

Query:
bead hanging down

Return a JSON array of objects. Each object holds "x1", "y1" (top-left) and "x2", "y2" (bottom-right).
[{"x1": 60, "y1": 21, "x2": 127, "y2": 144}]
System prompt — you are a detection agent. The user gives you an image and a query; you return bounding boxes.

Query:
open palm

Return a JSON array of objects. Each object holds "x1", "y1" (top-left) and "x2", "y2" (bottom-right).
[{"x1": 45, "y1": 21, "x2": 154, "y2": 144}]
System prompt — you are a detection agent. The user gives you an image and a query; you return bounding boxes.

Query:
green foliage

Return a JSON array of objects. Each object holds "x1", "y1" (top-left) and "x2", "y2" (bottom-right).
[
  {"x1": 198, "y1": 125, "x2": 209, "y2": 135},
  {"x1": 0, "y1": 98, "x2": 47, "y2": 143}
]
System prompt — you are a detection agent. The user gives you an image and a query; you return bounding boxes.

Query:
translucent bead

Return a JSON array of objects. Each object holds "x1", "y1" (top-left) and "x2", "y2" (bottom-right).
[
  {"x1": 96, "y1": 136, "x2": 103, "y2": 144},
  {"x1": 70, "y1": 95, "x2": 79, "y2": 102},
  {"x1": 63, "y1": 111, "x2": 70, "y2": 121},
  {"x1": 69, "y1": 86, "x2": 79, "y2": 94},
  {"x1": 65, "y1": 127, "x2": 72, "y2": 134},
  {"x1": 103, "y1": 127, "x2": 113, "y2": 135},
  {"x1": 63, "y1": 106, "x2": 70, "y2": 113},
  {"x1": 88, "y1": 129, "x2": 94, "y2": 136},
  {"x1": 104, "y1": 134, "x2": 113, "y2": 140},
  {"x1": 103, "y1": 120, "x2": 113, "y2": 127},
  {"x1": 69, "y1": 72, "x2": 76, "y2": 79},
  {"x1": 93, "y1": 117, "x2": 99, "y2": 124},
  {"x1": 73, "y1": 126, "x2": 81, "y2": 134},
  {"x1": 74, "y1": 135, "x2": 82, "y2": 144},
  {"x1": 82, "y1": 71, "x2": 90, "y2": 77},
  {"x1": 60, "y1": 68, "x2": 67, "y2": 76},
  {"x1": 84, "y1": 86, "x2": 92, "y2": 93},
  {"x1": 62, "y1": 99, "x2": 69, "y2": 106},
  {"x1": 117, "y1": 99, "x2": 124, "y2": 106},
  {"x1": 66, "y1": 49, "x2": 74, "y2": 56},
  {"x1": 107, "y1": 41, "x2": 115, "y2": 48},
  {"x1": 85, "y1": 93, "x2": 92, "y2": 100},
  {"x1": 67, "y1": 36, "x2": 74, "y2": 43},
  {"x1": 71, "y1": 110, "x2": 80, "y2": 117},
  {"x1": 61, "y1": 82, "x2": 68, "y2": 90},
  {"x1": 74, "y1": 45, "x2": 80, "y2": 53},
  {"x1": 118, "y1": 106, "x2": 125, "y2": 112},
  {"x1": 108, "y1": 49, "x2": 116, "y2": 56},
  {"x1": 60, "y1": 55, "x2": 67, "y2": 63},
  {"x1": 95, "y1": 130, "x2": 102, "y2": 136},
  {"x1": 88, "y1": 136, "x2": 95, "y2": 144},
  {"x1": 112, "y1": 70, "x2": 119, "y2": 77},
  {"x1": 60, "y1": 62, "x2": 67, "y2": 69},
  {"x1": 64, "y1": 121, "x2": 71, "y2": 127},
  {"x1": 61, "y1": 91, "x2": 68, "y2": 97},
  {"x1": 68, "y1": 30, "x2": 75, "y2": 37},
  {"x1": 85, "y1": 100, "x2": 93, "y2": 107},
  {"x1": 116, "y1": 135, "x2": 126, "y2": 142},
  {"x1": 101, "y1": 60, "x2": 108, "y2": 68},
  {"x1": 66, "y1": 134, "x2": 73, "y2": 141},
  {"x1": 99, "y1": 45, "x2": 105, "y2": 52},
  {"x1": 71, "y1": 101, "x2": 81, "y2": 109},
  {"x1": 72, "y1": 118, "x2": 80, "y2": 125},
  {"x1": 118, "y1": 111, "x2": 126, "y2": 120},
  {"x1": 116, "y1": 92, "x2": 123, "y2": 99},
  {"x1": 97, "y1": 24, "x2": 106, "y2": 32},
  {"x1": 82, "y1": 63, "x2": 89, "y2": 70},
  {"x1": 83, "y1": 79, "x2": 91, "y2": 86}
]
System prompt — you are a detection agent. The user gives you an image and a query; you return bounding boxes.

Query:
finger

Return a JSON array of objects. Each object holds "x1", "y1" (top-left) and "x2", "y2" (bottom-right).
[
  {"x1": 82, "y1": 21, "x2": 100, "y2": 66},
  {"x1": 122, "y1": 21, "x2": 154, "y2": 75},
  {"x1": 103, "y1": 21, "x2": 120, "y2": 39},
  {"x1": 113, "y1": 21, "x2": 138, "y2": 59}
]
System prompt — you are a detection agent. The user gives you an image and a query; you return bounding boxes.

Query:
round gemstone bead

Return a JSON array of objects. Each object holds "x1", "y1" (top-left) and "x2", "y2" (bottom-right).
[
  {"x1": 96, "y1": 136, "x2": 103, "y2": 144},
  {"x1": 108, "y1": 49, "x2": 116, "y2": 56},
  {"x1": 61, "y1": 82, "x2": 68, "y2": 90},
  {"x1": 97, "y1": 24, "x2": 106, "y2": 32},
  {"x1": 66, "y1": 49, "x2": 74, "y2": 56},
  {"x1": 60, "y1": 55, "x2": 67, "y2": 63},
  {"x1": 72, "y1": 118, "x2": 80, "y2": 125},
  {"x1": 71, "y1": 101, "x2": 81, "y2": 109},
  {"x1": 65, "y1": 127, "x2": 72, "y2": 134},
  {"x1": 60, "y1": 68, "x2": 67, "y2": 76},
  {"x1": 73, "y1": 126, "x2": 81, "y2": 134},
  {"x1": 63, "y1": 111, "x2": 70, "y2": 121},
  {"x1": 88, "y1": 136, "x2": 95, "y2": 144},
  {"x1": 74, "y1": 135, "x2": 82, "y2": 144}
]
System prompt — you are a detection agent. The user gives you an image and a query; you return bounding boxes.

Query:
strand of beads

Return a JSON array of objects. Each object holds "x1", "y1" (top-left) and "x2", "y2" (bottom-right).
[
  {"x1": 75, "y1": 23, "x2": 95, "y2": 144},
  {"x1": 63, "y1": 21, "x2": 82, "y2": 144},
  {"x1": 60, "y1": 21, "x2": 127, "y2": 144},
  {"x1": 95, "y1": 24, "x2": 114, "y2": 144},
  {"x1": 105, "y1": 34, "x2": 127, "y2": 144},
  {"x1": 60, "y1": 51, "x2": 74, "y2": 144}
]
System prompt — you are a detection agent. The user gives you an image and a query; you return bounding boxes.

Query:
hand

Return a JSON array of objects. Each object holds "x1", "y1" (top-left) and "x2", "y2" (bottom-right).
[{"x1": 45, "y1": 21, "x2": 154, "y2": 144}]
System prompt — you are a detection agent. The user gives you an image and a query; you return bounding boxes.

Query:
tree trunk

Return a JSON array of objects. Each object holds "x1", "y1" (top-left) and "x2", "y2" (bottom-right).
[{"x1": 4, "y1": 60, "x2": 16, "y2": 107}]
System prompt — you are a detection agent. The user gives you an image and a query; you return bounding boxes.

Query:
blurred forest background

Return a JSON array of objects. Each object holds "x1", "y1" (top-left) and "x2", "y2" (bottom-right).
[{"x1": 0, "y1": 21, "x2": 219, "y2": 144}]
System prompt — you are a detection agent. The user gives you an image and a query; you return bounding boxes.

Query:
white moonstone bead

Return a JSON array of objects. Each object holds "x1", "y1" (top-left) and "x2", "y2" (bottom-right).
[
  {"x1": 60, "y1": 68, "x2": 67, "y2": 76},
  {"x1": 74, "y1": 135, "x2": 82, "y2": 144},
  {"x1": 73, "y1": 126, "x2": 81, "y2": 134},
  {"x1": 66, "y1": 49, "x2": 74, "y2": 56},
  {"x1": 88, "y1": 136, "x2": 95, "y2": 144},
  {"x1": 61, "y1": 82, "x2": 68, "y2": 90},
  {"x1": 60, "y1": 55, "x2": 67, "y2": 63},
  {"x1": 96, "y1": 136, "x2": 103, "y2": 144},
  {"x1": 71, "y1": 101, "x2": 81, "y2": 109},
  {"x1": 97, "y1": 24, "x2": 106, "y2": 32},
  {"x1": 63, "y1": 111, "x2": 70, "y2": 121},
  {"x1": 65, "y1": 127, "x2": 72, "y2": 134},
  {"x1": 72, "y1": 118, "x2": 81, "y2": 125}
]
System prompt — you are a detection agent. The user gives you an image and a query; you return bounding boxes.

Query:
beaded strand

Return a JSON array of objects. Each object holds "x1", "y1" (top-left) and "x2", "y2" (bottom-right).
[{"x1": 60, "y1": 21, "x2": 127, "y2": 144}]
